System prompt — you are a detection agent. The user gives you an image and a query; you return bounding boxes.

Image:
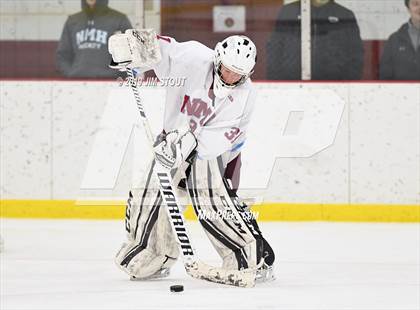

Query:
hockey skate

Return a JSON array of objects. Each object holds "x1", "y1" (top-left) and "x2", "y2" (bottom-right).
[
  {"x1": 256, "y1": 261, "x2": 276, "y2": 283},
  {"x1": 130, "y1": 267, "x2": 171, "y2": 281}
]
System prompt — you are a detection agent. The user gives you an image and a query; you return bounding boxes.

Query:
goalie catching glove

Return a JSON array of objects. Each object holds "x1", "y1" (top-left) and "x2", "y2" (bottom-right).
[
  {"x1": 108, "y1": 29, "x2": 162, "y2": 70},
  {"x1": 154, "y1": 129, "x2": 197, "y2": 170}
]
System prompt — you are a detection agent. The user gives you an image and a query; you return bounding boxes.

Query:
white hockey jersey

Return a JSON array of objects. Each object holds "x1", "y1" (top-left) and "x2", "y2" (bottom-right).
[{"x1": 143, "y1": 35, "x2": 256, "y2": 162}]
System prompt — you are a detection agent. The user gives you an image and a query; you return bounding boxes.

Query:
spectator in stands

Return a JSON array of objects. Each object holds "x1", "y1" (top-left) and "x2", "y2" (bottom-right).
[
  {"x1": 56, "y1": 0, "x2": 132, "y2": 78},
  {"x1": 266, "y1": 0, "x2": 364, "y2": 80},
  {"x1": 379, "y1": 0, "x2": 420, "y2": 80}
]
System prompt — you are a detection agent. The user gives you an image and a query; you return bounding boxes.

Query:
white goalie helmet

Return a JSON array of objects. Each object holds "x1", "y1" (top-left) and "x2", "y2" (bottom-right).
[{"x1": 213, "y1": 35, "x2": 257, "y2": 98}]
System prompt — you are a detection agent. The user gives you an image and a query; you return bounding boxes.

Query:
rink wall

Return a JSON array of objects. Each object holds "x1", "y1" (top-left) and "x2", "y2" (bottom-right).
[{"x1": 0, "y1": 81, "x2": 419, "y2": 222}]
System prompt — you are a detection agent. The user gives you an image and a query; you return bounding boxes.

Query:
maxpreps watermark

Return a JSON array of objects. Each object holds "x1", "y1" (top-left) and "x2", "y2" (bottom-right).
[
  {"x1": 117, "y1": 76, "x2": 187, "y2": 87},
  {"x1": 80, "y1": 88, "x2": 346, "y2": 192},
  {"x1": 196, "y1": 207, "x2": 259, "y2": 221}
]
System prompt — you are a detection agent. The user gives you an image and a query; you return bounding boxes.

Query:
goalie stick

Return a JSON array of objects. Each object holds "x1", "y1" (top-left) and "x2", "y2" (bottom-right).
[{"x1": 126, "y1": 68, "x2": 257, "y2": 288}]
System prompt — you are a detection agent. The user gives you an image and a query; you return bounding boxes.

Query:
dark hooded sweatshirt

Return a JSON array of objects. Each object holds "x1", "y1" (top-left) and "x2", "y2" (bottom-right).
[
  {"x1": 56, "y1": 0, "x2": 132, "y2": 78},
  {"x1": 379, "y1": 22, "x2": 420, "y2": 80},
  {"x1": 266, "y1": 0, "x2": 364, "y2": 80}
]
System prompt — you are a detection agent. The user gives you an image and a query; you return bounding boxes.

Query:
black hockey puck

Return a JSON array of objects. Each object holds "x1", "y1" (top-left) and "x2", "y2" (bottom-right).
[{"x1": 170, "y1": 285, "x2": 184, "y2": 292}]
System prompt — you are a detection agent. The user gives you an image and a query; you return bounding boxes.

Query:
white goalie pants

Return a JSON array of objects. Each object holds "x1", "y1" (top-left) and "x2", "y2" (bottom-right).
[{"x1": 115, "y1": 158, "x2": 262, "y2": 278}]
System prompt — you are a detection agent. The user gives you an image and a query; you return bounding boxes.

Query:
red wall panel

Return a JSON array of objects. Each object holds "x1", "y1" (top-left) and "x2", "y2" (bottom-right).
[{"x1": 0, "y1": 41, "x2": 60, "y2": 78}]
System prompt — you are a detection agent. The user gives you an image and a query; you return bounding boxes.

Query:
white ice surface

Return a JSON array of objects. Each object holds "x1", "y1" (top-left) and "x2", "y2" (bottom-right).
[{"x1": 0, "y1": 219, "x2": 419, "y2": 310}]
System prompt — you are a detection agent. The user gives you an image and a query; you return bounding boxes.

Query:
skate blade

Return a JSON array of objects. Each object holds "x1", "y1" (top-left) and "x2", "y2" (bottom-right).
[{"x1": 130, "y1": 268, "x2": 170, "y2": 281}]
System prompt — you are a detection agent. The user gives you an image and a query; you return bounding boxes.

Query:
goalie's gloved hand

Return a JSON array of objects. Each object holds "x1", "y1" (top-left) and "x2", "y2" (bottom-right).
[
  {"x1": 154, "y1": 129, "x2": 197, "y2": 170},
  {"x1": 108, "y1": 29, "x2": 161, "y2": 71}
]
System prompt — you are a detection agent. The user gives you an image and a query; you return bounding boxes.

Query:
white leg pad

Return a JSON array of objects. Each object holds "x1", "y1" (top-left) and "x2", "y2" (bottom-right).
[
  {"x1": 116, "y1": 160, "x2": 181, "y2": 278},
  {"x1": 187, "y1": 158, "x2": 259, "y2": 271}
]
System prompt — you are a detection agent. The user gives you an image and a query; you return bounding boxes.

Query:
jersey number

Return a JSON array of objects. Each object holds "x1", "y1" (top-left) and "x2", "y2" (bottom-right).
[{"x1": 224, "y1": 127, "x2": 241, "y2": 142}]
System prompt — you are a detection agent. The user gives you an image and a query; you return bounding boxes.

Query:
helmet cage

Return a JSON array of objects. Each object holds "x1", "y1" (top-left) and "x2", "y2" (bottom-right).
[{"x1": 214, "y1": 60, "x2": 250, "y2": 89}]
